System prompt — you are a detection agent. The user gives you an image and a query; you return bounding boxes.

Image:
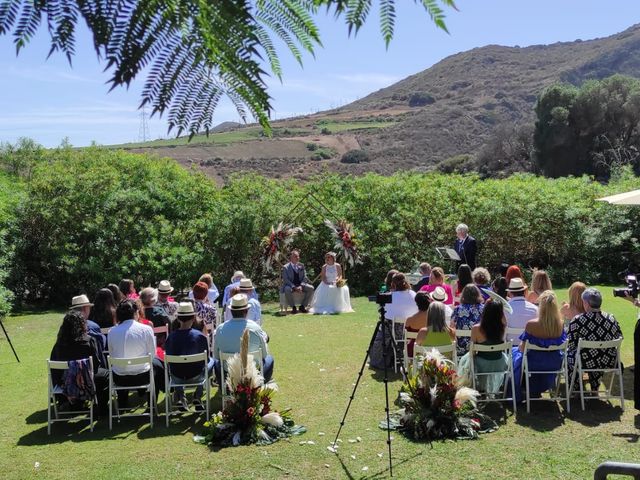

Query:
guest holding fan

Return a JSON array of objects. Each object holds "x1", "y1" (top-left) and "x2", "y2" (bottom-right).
[{"x1": 309, "y1": 252, "x2": 353, "y2": 314}]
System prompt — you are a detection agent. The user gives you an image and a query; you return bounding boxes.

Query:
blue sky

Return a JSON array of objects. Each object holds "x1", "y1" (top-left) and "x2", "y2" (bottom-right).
[{"x1": 0, "y1": 1, "x2": 638, "y2": 147}]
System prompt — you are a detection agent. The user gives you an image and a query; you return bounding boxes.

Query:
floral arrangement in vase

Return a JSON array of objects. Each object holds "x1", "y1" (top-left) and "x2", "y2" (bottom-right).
[
  {"x1": 384, "y1": 349, "x2": 498, "y2": 441},
  {"x1": 195, "y1": 330, "x2": 305, "y2": 446}
]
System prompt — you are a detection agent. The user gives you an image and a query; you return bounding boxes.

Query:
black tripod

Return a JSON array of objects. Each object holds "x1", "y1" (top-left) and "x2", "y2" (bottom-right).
[
  {"x1": 333, "y1": 295, "x2": 409, "y2": 477},
  {"x1": 0, "y1": 316, "x2": 19, "y2": 362}
]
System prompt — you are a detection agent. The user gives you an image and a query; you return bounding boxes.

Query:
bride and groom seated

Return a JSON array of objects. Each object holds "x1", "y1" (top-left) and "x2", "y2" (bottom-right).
[{"x1": 282, "y1": 250, "x2": 353, "y2": 315}]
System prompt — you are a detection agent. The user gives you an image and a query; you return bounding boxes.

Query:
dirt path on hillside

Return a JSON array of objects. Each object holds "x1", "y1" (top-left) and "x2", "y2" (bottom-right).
[{"x1": 283, "y1": 134, "x2": 361, "y2": 155}]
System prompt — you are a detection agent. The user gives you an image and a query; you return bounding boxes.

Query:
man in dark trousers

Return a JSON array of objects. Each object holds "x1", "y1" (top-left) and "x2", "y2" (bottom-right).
[
  {"x1": 623, "y1": 293, "x2": 640, "y2": 410},
  {"x1": 454, "y1": 223, "x2": 477, "y2": 270}
]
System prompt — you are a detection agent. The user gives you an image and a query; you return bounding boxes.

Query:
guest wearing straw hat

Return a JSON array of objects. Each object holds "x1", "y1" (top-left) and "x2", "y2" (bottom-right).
[
  {"x1": 164, "y1": 302, "x2": 213, "y2": 412},
  {"x1": 156, "y1": 280, "x2": 178, "y2": 321},
  {"x1": 213, "y1": 294, "x2": 273, "y2": 382},
  {"x1": 70, "y1": 294, "x2": 106, "y2": 366},
  {"x1": 505, "y1": 278, "x2": 538, "y2": 344},
  {"x1": 223, "y1": 278, "x2": 263, "y2": 324}
]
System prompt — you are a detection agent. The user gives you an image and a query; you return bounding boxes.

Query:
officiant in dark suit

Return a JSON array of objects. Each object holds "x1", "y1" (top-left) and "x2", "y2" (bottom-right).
[
  {"x1": 454, "y1": 223, "x2": 477, "y2": 270},
  {"x1": 281, "y1": 249, "x2": 315, "y2": 314}
]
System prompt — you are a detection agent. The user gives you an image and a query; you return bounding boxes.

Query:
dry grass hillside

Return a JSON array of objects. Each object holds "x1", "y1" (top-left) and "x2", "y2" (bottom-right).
[{"x1": 116, "y1": 23, "x2": 640, "y2": 182}]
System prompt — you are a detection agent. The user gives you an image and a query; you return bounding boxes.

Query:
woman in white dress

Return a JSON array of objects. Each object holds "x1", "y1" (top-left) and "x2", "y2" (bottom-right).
[{"x1": 309, "y1": 252, "x2": 354, "y2": 314}]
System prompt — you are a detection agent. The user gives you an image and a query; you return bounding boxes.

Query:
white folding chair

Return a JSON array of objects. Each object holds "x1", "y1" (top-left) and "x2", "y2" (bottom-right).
[
  {"x1": 454, "y1": 329, "x2": 472, "y2": 367},
  {"x1": 403, "y1": 330, "x2": 419, "y2": 372},
  {"x1": 469, "y1": 341, "x2": 517, "y2": 412},
  {"x1": 522, "y1": 340, "x2": 570, "y2": 413},
  {"x1": 108, "y1": 355, "x2": 155, "y2": 430},
  {"x1": 47, "y1": 358, "x2": 95, "y2": 434},
  {"x1": 391, "y1": 317, "x2": 407, "y2": 373},
  {"x1": 506, "y1": 327, "x2": 525, "y2": 345},
  {"x1": 569, "y1": 338, "x2": 624, "y2": 411},
  {"x1": 164, "y1": 351, "x2": 210, "y2": 426},
  {"x1": 413, "y1": 342, "x2": 457, "y2": 371},
  {"x1": 218, "y1": 348, "x2": 263, "y2": 409}
]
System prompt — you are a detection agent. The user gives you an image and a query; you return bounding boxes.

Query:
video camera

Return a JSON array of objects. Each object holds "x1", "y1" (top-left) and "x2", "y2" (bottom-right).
[
  {"x1": 613, "y1": 274, "x2": 640, "y2": 299},
  {"x1": 367, "y1": 292, "x2": 393, "y2": 305}
]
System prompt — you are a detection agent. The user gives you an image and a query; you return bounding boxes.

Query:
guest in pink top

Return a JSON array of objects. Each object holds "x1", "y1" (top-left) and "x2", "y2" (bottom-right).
[{"x1": 419, "y1": 267, "x2": 453, "y2": 305}]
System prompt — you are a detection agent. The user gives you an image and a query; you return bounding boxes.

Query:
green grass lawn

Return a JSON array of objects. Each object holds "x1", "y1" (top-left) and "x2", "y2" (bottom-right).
[
  {"x1": 0, "y1": 288, "x2": 638, "y2": 479},
  {"x1": 318, "y1": 121, "x2": 397, "y2": 133}
]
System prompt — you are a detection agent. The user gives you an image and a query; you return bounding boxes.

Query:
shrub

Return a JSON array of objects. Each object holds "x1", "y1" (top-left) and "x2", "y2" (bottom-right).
[
  {"x1": 321, "y1": 127, "x2": 331, "y2": 135},
  {"x1": 408, "y1": 92, "x2": 436, "y2": 107},
  {"x1": 306, "y1": 143, "x2": 318, "y2": 151},
  {"x1": 340, "y1": 150, "x2": 370, "y2": 164}
]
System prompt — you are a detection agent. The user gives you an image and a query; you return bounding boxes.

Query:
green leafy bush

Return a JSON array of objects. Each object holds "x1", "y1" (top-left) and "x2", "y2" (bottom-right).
[
  {"x1": 340, "y1": 150, "x2": 370, "y2": 164},
  {"x1": 4, "y1": 141, "x2": 640, "y2": 305}
]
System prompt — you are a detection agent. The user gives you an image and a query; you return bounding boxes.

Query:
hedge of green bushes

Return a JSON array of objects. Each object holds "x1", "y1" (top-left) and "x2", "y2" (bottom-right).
[{"x1": 2, "y1": 143, "x2": 640, "y2": 307}]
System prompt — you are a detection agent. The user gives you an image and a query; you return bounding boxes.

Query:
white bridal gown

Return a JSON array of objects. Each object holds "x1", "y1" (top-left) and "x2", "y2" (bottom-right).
[{"x1": 309, "y1": 264, "x2": 354, "y2": 314}]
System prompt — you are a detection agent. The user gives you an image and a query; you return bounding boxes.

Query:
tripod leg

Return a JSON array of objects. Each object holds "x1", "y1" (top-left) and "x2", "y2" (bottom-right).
[
  {"x1": 380, "y1": 312, "x2": 394, "y2": 476},
  {"x1": 333, "y1": 317, "x2": 383, "y2": 449},
  {"x1": 0, "y1": 318, "x2": 19, "y2": 362}
]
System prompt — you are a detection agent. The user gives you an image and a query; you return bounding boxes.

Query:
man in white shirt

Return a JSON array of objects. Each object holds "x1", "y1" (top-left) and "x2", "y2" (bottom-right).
[
  {"x1": 505, "y1": 278, "x2": 538, "y2": 345},
  {"x1": 108, "y1": 299, "x2": 163, "y2": 407}
]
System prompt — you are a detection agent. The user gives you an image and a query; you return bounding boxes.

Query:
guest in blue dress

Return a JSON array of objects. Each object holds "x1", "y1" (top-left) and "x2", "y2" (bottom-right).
[
  {"x1": 451, "y1": 284, "x2": 484, "y2": 357},
  {"x1": 511, "y1": 290, "x2": 566, "y2": 402}
]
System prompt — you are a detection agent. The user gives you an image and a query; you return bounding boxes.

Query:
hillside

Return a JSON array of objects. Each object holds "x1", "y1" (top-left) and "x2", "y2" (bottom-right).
[{"x1": 117, "y1": 23, "x2": 640, "y2": 182}]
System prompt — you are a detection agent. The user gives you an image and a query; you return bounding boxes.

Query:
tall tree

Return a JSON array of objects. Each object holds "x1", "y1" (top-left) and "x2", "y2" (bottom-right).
[
  {"x1": 534, "y1": 75, "x2": 640, "y2": 179},
  {"x1": 0, "y1": 0, "x2": 456, "y2": 137}
]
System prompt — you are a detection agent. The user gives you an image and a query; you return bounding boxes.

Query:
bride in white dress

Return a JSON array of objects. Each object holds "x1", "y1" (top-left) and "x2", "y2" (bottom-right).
[{"x1": 309, "y1": 252, "x2": 354, "y2": 314}]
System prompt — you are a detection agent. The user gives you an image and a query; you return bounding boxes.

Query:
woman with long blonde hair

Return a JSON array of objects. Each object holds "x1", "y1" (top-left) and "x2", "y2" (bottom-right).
[
  {"x1": 527, "y1": 270, "x2": 553, "y2": 305},
  {"x1": 511, "y1": 290, "x2": 567, "y2": 402},
  {"x1": 561, "y1": 281, "x2": 587, "y2": 321}
]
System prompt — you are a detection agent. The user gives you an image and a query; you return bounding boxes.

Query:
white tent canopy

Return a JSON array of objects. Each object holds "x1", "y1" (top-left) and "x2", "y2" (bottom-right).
[{"x1": 597, "y1": 189, "x2": 640, "y2": 205}]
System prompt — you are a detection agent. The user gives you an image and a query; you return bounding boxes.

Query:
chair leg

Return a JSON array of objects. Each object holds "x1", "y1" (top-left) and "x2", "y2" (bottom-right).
[
  {"x1": 47, "y1": 394, "x2": 52, "y2": 435},
  {"x1": 525, "y1": 370, "x2": 531, "y2": 414},
  {"x1": 165, "y1": 386, "x2": 171, "y2": 427},
  {"x1": 578, "y1": 364, "x2": 585, "y2": 411},
  {"x1": 618, "y1": 367, "x2": 625, "y2": 411}
]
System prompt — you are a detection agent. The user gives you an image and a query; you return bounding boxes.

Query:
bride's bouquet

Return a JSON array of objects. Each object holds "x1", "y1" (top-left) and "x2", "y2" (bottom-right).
[
  {"x1": 383, "y1": 349, "x2": 497, "y2": 441},
  {"x1": 336, "y1": 278, "x2": 347, "y2": 288},
  {"x1": 195, "y1": 331, "x2": 305, "y2": 447}
]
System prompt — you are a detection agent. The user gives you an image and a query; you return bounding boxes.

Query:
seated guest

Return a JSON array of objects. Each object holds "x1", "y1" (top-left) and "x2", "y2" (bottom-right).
[
  {"x1": 385, "y1": 273, "x2": 418, "y2": 321},
  {"x1": 416, "y1": 301, "x2": 456, "y2": 352},
  {"x1": 431, "y1": 286, "x2": 453, "y2": 323},
  {"x1": 457, "y1": 301, "x2": 508, "y2": 394},
  {"x1": 505, "y1": 265, "x2": 527, "y2": 296},
  {"x1": 451, "y1": 284, "x2": 484, "y2": 357},
  {"x1": 491, "y1": 264, "x2": 509, "y2": 299},
  {"x1": 50, "y1": 310, "x2": 109, "y2": 416},
  {"x1": 213, "y1": 294, "x2": 273, "y2": 382},
  {"x1": 193, "y1": 281, "x2": 218, "y2": 328},
  {"x1": 384, "y1": 269, "x2": 399, "y2": 292},
  {"x1": 505, "y1": 278, "x2": 538, "y2": 344},
  {"x1": 512, "y1": 290, "x2": 567, "y2": 402},
  {"x1": 71, "y1": 294, "x2": 106, "y2": 366},
  {"x1": 527, "y1": 269, "x2": 552, "y2": 305},
  {"x1": 561, "y1": 281, "x2": 587, "y2": 322},
  {"x1": 140, "y1": 287, "x2": 171, "y2": 328},
  {"x1": 412, "y1": 263, "x2": 431, "y2": 292},
  {"x1": 119, "y1": 278, "x2": 139, "y2": 300},
  {"x1": 567, "y1": 288, "x2": 623, "y2": 391},
  {"x1": 188, "y1": 273, "x2": 221, "y2": 305},
  {"x1": 136, "y1": 297, "x2": 166, "y2": 361},
  {"x1": 224, "y1": 279, "x2": 263, "y2": 324},
  {"x1": 281, "y1": 249, "x2": 314, "y2": 314},
  {"x1": 106, "y1": 283, "x2": 124, "y2": 303},
  {"x1": 156, "y1": 280, "x2": 178, "y2": 321},
  {"x1": 90, "y1": 289, "x2": 117, "y2": 329},
  {"x1": 472, "y1": 267, "x2": 492, "y2": 301},
  {"x1": 222, "y1": 271, "x2": 246, "y2": 309},
  {"x1": 405, "y1": 292, "x2": 433, "y2": 358},
  {"x1": 419, "y1": 267, "x2": 454, "y2": 305},
  {"x1": 108, "y1": 299, "x2": 163, "y2": 406},
  {"x1": 455, "y1": 264, "x2": 473, "y2": 303},
  {"x1": 164, "y1": 302, "x2": 213, "y2": 412}
]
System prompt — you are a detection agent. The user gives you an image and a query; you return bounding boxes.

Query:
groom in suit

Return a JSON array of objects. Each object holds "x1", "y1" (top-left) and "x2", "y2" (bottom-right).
[
  {"x1": 282, "y1": 249, "x2": 315, "y2": 314},
  {"x1": 454, "y1": 223, "x2": 477, "y2": 270}
]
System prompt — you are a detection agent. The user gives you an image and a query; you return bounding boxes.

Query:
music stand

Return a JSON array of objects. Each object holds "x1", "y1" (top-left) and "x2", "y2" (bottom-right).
[
  {"x1": 0, "y1": 316, "x2": 19, "y2": 362},
  {"x1": 436, "y1": 247, "x2": 461, "y2": 276}
]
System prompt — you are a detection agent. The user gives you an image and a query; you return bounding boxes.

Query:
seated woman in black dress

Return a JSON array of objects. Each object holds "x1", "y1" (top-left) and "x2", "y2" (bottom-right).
[{"x1": 50, "y1": 311, "x2": 109, "y2": 415}]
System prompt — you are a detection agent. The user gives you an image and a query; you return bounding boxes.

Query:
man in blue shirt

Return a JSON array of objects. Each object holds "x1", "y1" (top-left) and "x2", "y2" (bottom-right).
[
  {"x1": 213, "y1": 294, "x2": 274, "y2": 382},
  {"x1": 164, "y1": 302, "x2": 213, "y2": 411}
]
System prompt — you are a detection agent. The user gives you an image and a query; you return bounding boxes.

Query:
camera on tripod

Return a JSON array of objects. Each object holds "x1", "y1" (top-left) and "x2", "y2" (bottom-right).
[
  {"x1": 367, "y1": 292, "x2": 393, "y2": 305},
  {"x1": 613, "y1": 274, "x2": 639, "y2": 299}
]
